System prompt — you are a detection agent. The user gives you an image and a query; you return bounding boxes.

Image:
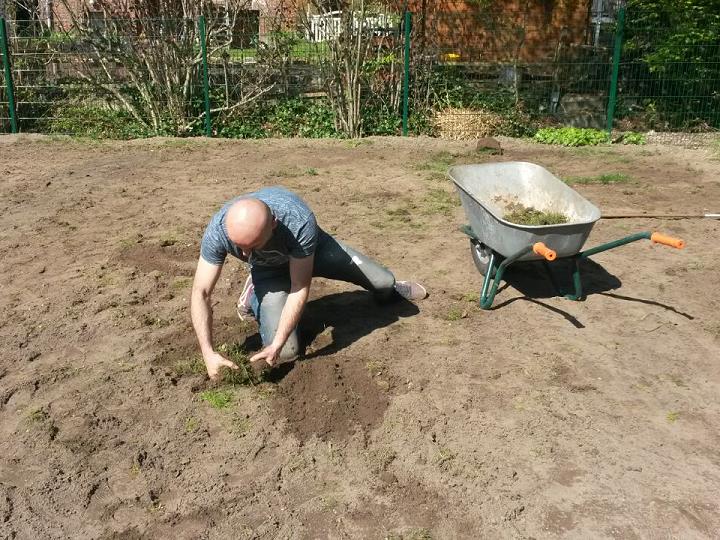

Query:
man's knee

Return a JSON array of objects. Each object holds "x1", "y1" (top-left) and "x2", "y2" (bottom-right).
[{"x1": 278, "y1": 334, "x2": 299, "y2": 363}]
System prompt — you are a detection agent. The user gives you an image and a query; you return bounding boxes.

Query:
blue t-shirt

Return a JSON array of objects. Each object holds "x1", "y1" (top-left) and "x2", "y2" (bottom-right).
[{"x1": 200, "y1": 187, "x2": 319, "y2": 267}]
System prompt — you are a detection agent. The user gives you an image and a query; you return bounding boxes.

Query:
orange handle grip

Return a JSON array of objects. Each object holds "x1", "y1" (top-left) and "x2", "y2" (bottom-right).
[
  {"x1": 533, "y1": 242, "x2": 557, "y2": 261},
  {"x1": 651, "y1": 232, "x2": 685, "y2": 249}
]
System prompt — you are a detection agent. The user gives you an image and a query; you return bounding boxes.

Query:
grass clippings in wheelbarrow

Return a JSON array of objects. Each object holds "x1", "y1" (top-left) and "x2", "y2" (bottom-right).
[{"x1": 503, "y1": 202, "x2": 568, "y2": 226}]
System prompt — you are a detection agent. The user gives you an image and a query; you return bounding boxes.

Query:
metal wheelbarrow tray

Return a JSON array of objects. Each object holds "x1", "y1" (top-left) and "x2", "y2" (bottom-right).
[{"x1": 449, "y1": 162, "x2": 685, "y2": 309}]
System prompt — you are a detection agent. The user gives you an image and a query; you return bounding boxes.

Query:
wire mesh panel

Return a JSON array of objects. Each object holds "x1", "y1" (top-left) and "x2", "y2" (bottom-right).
[
  {"x1": 0, "y1": 18, "x2": 207, "y2": 136},
  {"x1": 0, "y1": 4, "x2": 717, "y2": 141},
  {"x1": 617, "y1": 34, "x2": 720, "y2": 133}
]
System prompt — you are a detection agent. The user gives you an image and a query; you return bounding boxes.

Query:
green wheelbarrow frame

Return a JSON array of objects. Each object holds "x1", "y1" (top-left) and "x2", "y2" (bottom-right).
[{"x1": 461, "y1": 225, "x2": 685, "y2": 310}]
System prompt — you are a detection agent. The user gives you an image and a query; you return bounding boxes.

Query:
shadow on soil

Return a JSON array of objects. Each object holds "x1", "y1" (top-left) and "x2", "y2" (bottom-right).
[
  {"x1": 491, "y1": 258, "x2": 620, "y2": 328},
  {"x1": 491, "y1": 258, "x2": 693, "y2": 324},
  {"x1": 247, "y1": 290, "x2": 420, "y2": 382}
]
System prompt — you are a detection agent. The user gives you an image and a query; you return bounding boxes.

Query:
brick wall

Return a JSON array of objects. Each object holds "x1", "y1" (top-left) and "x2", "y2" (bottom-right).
[{"x1": 409, "y1": 0, "x2": 591, "y2": 63}]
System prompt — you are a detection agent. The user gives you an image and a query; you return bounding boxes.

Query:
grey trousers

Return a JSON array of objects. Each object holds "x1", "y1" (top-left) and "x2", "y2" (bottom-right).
[{"x1": 249, "y1": 230, "x2": 396, "y2": 361}]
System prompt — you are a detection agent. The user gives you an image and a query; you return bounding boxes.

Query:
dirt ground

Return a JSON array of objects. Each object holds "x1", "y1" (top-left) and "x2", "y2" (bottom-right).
[{"x1": 1, "y1": 134, "x2": 719, "y2": 539}]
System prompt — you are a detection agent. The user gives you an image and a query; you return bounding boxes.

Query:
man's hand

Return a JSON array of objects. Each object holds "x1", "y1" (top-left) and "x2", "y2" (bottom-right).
[
  {"x1": 250, "y1": 344, "x2": 281, "y2": 368},
  {"x1": 203, "y1": 351, "x2": 239, "y2": 381}
]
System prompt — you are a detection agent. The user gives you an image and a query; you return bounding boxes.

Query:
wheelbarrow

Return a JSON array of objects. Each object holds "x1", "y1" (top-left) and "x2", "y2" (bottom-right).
[{"x1": 449, "y1": 162, "x2": 685, "y2": 309}]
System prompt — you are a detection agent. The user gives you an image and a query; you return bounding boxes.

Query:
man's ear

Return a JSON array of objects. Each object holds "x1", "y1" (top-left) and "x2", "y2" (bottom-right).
[{"x1": 271, "y1": 217, "x2": 278, "y2": 229}]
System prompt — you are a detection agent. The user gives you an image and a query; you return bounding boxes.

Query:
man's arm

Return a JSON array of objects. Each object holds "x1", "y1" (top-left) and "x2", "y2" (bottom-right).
[
  {"x1": 250, "y1": 254, "x2": 314, "y2": 367},
  {"x1": 191, "y1": 257, "x2": 240, "y2": 380}
]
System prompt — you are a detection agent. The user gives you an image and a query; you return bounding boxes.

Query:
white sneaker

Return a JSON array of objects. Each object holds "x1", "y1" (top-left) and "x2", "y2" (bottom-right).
[
  {"x1": 394, "y1": 280, "x2": 428, "y2": 301},
  {"x1": 236, "y1": 275, "x2": 255, "y2": 320}
]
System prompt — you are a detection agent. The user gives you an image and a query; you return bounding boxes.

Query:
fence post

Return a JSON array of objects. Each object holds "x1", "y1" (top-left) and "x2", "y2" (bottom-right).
[
  {"x1": 0, "y1": 18, "x2": 18, "y2": 134},
  {"x1": 606, "y1": 6, "x2": 625, "y2": 137},
  {"x1": 198, "y1": 15, "x2": 212, "y2": 137},
  {"x1": 402, "y1": 10, "x2": 411, "y2": 136}
]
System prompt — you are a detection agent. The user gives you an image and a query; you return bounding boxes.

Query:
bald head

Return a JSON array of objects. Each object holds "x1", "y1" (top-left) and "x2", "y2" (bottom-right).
[{"x1": 225, "y1": 198, "x2": 274, "y2": 252}]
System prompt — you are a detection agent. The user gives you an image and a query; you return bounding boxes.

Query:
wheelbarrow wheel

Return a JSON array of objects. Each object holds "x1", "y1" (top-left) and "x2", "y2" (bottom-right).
[{"x1": 470, "y1": 240, "x2": 498, "y2": 276}]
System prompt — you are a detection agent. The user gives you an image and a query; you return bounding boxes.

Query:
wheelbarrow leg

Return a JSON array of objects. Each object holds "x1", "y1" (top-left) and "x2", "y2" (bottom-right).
[
  {"x1": 479, "y1": 252, "x2": 497, "y2": 307},
  {"x1": 565, "y1": 257, "x2": 584, "y2": 301},
  {"x1": 479, "y1": 243, "x2": 556, "y2": 309}
]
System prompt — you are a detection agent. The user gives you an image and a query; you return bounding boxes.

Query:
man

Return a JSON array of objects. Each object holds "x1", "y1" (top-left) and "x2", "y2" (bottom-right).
[{"x1": 191, "y1": 187, "x2": 427, "y2": 380}]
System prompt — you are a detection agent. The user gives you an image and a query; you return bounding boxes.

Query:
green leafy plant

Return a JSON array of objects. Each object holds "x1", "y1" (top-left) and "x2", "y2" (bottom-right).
[
  {"x1": 50, "y1": 104, "x2": 151, "y2": 139},
  {"x1": 620, "y1": 131, "x2": 647, "y2": 145},
  {"x1": 534, "y1": 127, "x2": 609, "y2": 147}
]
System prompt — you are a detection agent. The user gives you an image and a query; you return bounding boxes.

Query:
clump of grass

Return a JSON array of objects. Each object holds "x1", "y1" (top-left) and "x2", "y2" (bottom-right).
[
  {"x1": 564, "y1": 172, "x2": 631, "y2": 185},
  {"x1": 414, "y1": 151, "x2": 456, "y2": 173},
  {"x1": 503, "y1": 202, "x2": 568, "y2": 225},
  {"x1": 173, "y1": 356, "x2": 206, "y2": 377},
  {"x1": 216, "y1": 342, "x2": 264, "y2": 385},
  {"x1": 422, "y1": 189, "x2": 460, "y2": 215},
  {"x1": 345, "y1": 139, "x2": 373, "y2": 148},
  {"x1": 26, "y1": 407, "x2": 58, "y2": 440},
  {"x1": 304, "y1": 167, "x2": 318, "y2": 176},
  {"x1": 171, "y1": 277, "x2": 193, "y2": 290},
  {"x1": 666, "y1": 411, "x2": 680, "y2": 423},
  {"x1": 386, "y1": 528, "x2": 433, "y2": 540},
  {"x1": 366, "y1": 359, "x2": 385, "y2": 375},
  {"x1": 159, "y1": 233, "x2": 177, "y2": 247},
  {"x1": 200, "y1": 389, "x2": 234, "y2": 409},
  {"x1": 436, "y1": 447, "x2": 456, "y2": 466},
  {"x1": 386, "y1": 206, "x2": 413, "y2": 222},
  {"x1": 185, "y1": 417, "x2": 199, "y2": 432},
  {"x1": 230, "y1": 413, "x2": 251, "y2": 435},
  {"x1": 445, "y1": 305, "x2": 466, "y2": 321},
  {"x1": 28, "y1": 407, "x2": 49, "y2": 423}
]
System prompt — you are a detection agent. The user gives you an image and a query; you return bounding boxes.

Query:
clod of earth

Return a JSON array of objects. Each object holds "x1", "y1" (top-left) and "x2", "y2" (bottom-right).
[{"x1": 503, "y1": 202, "x2": 568, "y2": 226}]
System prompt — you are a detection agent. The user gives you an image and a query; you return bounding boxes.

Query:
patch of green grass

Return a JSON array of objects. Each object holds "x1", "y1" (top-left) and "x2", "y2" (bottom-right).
[
  {"x1": 159, "y1": 138, "x2": 209, "y2": 148},
  {"x1": 305, "y1": 167, "x2": 318, "y2": 176},
  {"x1": 171, "y1": 277, "x2": 193, "y2": 290},
  {"x1": 387, "y1": 207, "x2": 413, "y2": 221},
  {"x1": 159, "y1": 233, "x2": 177, "y2": 247},
  {"x1": 28, "y1": 407, "x2": 49, "y2": 423},
  {"x1": 436, "y1": 447, "x2": 456, "y2": 466},
  {"x1": 26, "y1": 407, "x2": 58, "y2": 439},
  {"x1": 710, "y1": 137, "x2": 720, "y2": 160},
  {"x1": 414, "y1": 151, "x2": 456, "y2": 173},
  {"x1": 386, "y1": 528, "x2": 433, "y2": 540},
  {"x1": 666, "y1": 411, "x2": 680, "y2": 423},
  {"x1": 344, "y1": 138, "x2": 373, "y2": 148},
  {"x1": 230, "y1": 413, "x2": 251, "y2": 435},
  {"x1": 422, "y1": 189, "x2": 460, "y2": 215},
  {"x1": 185, "y1": 417, "x2": 199, "y2": 432},
  {"x1": 564, "y1": 172, "x2": 631, "y2": 185},
  {"x1": 445, "y1": 305, "x2": 466, "y2": 321},
  {"x1": 366, "y1": 359, "x2": 385, "y2": 375},
  {"x1": 199, "y1": 389, "x2": 234, "y2": 409},
  {"x1": 141, "y1": 314, "x2": 170, "y2": 327},
  {"x1": 463, "y1": 292, "x2": 480, "y2": 303},
  {"x1": 255, "y1": 385, "x2": 276, "y2": 399},
  {"x1": 119, "y1": 237, "x2": 137, "y2": 249}
]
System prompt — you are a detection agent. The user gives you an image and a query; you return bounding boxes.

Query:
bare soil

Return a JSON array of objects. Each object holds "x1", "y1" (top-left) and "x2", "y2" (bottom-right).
[{"x1": 1, "y1": 135, "x2": 719, "y2": 539}]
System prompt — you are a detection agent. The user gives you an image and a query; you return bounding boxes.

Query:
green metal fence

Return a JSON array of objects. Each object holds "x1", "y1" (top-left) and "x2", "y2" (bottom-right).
[{"x1": 1, "y1": 7, "x2": 718, "y2": 140}]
